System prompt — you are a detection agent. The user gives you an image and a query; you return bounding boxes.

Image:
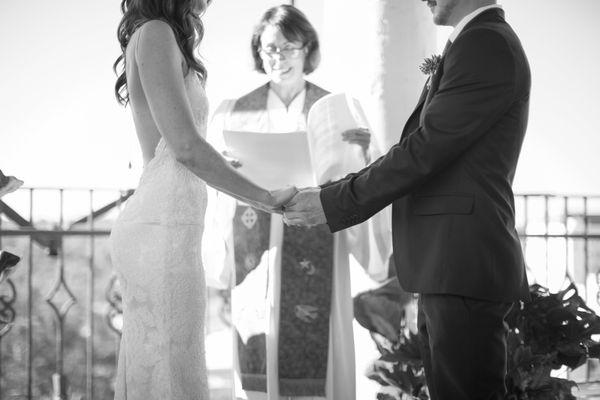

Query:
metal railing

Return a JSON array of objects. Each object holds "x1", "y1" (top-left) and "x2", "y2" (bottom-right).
[
  {"x1": 0, "y1": 189, "x2": 599, "y2": 399},
  {"x1": 0, "y1": 187, "x2": 131, "y2": 400},
  {"x1": 515, "y1": 194, "x2": 600, "y2": 295},
  {"x1": 515, "y1": 194, "x2": 600, "y2": 386}
]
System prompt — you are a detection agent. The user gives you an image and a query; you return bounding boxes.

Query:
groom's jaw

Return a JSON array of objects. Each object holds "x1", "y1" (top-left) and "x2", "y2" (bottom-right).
[
  {"x1": 425, "y1": 0, "x2": 448, "y2": 26},
  {"x1": 424, "y1": 0, "x2": 466, "y2": 27}
]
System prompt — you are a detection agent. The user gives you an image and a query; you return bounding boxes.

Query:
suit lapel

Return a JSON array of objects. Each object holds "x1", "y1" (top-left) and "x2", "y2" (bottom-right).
[
  {"x1": 399, "y1": 82, "x2": 429, "y2": 140},
  {"x1": 418, "y1": 42, "x2": 451, "y2": 126},
  {"x1": 399, "y1": 9, "x2": 506, "y2": 143},
  {"x1": 400, "y1": 52, "x2": 448, "y2": 141}
]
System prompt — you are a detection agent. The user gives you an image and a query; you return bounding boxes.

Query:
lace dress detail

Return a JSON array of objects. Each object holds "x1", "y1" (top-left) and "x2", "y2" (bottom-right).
[
  {"x1": 117, "y1": 137, "x2": 208, "y2": 226},
  {"x1": 110, "y1": 30, "x2": 210, "y2": 399}
]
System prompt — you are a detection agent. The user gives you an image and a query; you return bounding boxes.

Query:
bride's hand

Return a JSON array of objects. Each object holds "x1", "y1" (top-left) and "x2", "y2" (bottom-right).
[
  {"x1": 242, "y1": 187, "x2": 297, "y2": 215},
  {"x1": 269, "y1": 186, "x2": 298, "y2": 212}
]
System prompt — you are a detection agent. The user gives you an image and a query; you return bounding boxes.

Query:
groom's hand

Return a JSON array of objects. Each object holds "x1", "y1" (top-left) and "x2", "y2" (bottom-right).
[{"x1": 283, "y1": 187, "x2": 327, "y2": 227}]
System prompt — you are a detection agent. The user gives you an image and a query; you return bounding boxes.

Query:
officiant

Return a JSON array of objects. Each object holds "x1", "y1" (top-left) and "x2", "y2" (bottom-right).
[{"x1": 203, "y1": 5, "x2": 391, "y2": 400}]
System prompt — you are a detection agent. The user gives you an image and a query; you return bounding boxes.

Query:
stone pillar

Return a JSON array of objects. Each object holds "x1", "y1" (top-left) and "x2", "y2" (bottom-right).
[
  {"x1": 315, "y1": 0, "x2": 437, "y2": 152},
  {"x1": 294, "y1": 3, "x2": 437, "y2": 398},
  {"x1": 369, "y1": 0, "x2": 437, "y2": 150}
]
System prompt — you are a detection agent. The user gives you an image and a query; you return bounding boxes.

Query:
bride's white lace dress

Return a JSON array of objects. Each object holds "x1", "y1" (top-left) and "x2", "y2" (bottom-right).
[{"x1": 109, "y1": 24, "x2": 209, "y2": 400}]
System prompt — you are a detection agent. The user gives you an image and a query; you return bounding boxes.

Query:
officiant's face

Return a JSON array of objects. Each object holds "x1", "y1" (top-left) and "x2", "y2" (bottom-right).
[
  {"x1": 426, "y1": 0, "x2": 460, "y2": 26},
  {"x1": 259, "y1": 25, "x2": 306, "y2": 86}
]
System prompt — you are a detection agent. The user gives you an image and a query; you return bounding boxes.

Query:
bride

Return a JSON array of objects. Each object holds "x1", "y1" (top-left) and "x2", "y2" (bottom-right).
[{"x1": 109, "y1": 0, "x2": 295, "y2": 399}]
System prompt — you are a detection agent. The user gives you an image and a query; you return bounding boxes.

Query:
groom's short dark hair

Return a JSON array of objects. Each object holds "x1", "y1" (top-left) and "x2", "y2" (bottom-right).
[{"x1": 250, "y1": 5, "x2": 321, "y2": 75}]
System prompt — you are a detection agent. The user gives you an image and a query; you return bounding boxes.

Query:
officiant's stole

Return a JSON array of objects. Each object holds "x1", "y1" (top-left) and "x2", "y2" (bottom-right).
[{"x1": 228, "y1": 82, "x2": 334, "y2": 396}]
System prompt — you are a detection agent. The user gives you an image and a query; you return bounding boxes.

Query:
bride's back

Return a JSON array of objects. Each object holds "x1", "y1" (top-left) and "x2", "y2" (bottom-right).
[
  {"x1": 124, "y1": 21, "x2": 208, "y2": 166},
  {"x1": 116, "y1": 20, "x2": 209, "y2": 226},
  {"x1": 125, "y1": 26, "x2": 162, "y2": 166}
]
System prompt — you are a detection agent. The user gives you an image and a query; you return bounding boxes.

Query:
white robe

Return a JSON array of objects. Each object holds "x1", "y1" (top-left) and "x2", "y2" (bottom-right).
[{"x1": 203, "y1": 88, "x2": 392, "y2": 400}]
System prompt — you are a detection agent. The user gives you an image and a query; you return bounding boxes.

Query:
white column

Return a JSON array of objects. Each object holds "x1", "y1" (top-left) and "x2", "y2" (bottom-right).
[
  {"x1": 369, "y1": 0, "x2": 437, "y2": 150},
  {"x1": 301, "y1": 2, "x2": 437, "y2": 399},
  {"x1": 310, "y1": 0, "x2": 437, "y2": 152}
]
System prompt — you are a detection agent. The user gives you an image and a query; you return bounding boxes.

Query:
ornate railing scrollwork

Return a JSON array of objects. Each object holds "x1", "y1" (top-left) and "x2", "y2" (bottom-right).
[
  {"x1": 0, "y1": 250, "x2": 20, "y2": 337},
  {"x1": 105, "y1": 274, "x2": 123, "y2": 335}
]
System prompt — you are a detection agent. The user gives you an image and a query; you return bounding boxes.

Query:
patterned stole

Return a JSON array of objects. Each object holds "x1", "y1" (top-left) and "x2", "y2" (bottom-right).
[
  {"x1": 229, "y1": 82, "x2": 333, "y2": 396},
  {"x1": 278, "y1": 225, "x2": 332, "y2": 396},
  {"x1": 233, "y1": 205, "x2": 270, "y2": 391}
]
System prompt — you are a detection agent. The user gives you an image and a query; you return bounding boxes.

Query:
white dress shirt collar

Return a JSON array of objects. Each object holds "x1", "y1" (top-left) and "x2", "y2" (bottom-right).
[{"x1": 449, "y1": 4, "x2": 503, "y2": 43}]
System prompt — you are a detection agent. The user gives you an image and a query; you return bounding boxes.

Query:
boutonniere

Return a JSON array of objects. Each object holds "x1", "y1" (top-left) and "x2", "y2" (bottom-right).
[{"x1": 419, "y1": 54, "x2": 442, "y2": 88}]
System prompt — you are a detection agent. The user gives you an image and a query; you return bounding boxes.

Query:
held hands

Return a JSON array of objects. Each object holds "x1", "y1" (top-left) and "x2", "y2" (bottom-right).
[
  {"x1": 248, "y1": 186, "x2": 298, "y2": 215},
  {"x1": 270, "y1": 186, "x2": 298, "y2": 212},
  {"x1": 254, "y1": 186, "x2": 327, "y2": 227},
  {"x1": 282, "y1": 187, "x2": 326, "y2": 228}
]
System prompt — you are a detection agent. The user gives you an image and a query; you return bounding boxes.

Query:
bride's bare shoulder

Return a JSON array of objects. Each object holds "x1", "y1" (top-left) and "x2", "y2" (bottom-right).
[
  {"x1": 134, "y1": 20, "x2": 179, "y2": 51},
  {"x1": 132, "y1": 20, "x2": 182, "y2": 63},
  {"x1": 138, "y1": 19, "x2": 174, "y2": 36}
]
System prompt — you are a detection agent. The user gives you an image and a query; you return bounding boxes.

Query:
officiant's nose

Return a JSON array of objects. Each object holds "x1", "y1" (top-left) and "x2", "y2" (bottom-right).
[
  {"x1": 264, "y1": 49, "x2": 287, "y2": 63},
  {"x1": 261, "y1": 48, "x2": 289, "y2": 70}
]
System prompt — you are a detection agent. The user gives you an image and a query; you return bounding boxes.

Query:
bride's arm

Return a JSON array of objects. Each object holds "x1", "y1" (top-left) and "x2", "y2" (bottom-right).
[{"x1": 134, "y1": 20, "x2": 291, "y2": 209}]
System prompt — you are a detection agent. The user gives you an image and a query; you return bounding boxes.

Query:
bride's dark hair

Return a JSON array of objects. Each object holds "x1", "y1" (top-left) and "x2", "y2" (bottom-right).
[{"x1": 113, "y1": 0, "x2": 209, "y2": 105}]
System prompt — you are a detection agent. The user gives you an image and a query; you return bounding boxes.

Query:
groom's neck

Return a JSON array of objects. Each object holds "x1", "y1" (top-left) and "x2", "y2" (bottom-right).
[{"x1": 448, "y1": 0, "x2": 497, "y2": 27}]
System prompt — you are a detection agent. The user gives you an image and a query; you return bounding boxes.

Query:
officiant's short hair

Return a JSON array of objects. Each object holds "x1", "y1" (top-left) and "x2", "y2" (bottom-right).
[{"x1": 251, "y1": 5, "x2": 321, "y2": 75}]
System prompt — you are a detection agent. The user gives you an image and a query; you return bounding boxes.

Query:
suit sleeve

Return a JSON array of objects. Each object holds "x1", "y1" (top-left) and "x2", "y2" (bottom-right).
[{"x1": 320, "y1": 28, "x2": 517, "y2": 232}]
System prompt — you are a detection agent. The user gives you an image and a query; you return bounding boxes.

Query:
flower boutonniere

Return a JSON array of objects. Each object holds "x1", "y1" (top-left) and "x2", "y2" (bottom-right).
[{"x1": 419, "y1": 54, "x2": 442, "y2": 88}]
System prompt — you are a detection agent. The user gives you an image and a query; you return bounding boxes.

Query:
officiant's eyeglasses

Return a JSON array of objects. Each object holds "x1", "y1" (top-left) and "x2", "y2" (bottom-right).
[{"x1": 260, "y1": 46, "x2": 305, "y2": 59}]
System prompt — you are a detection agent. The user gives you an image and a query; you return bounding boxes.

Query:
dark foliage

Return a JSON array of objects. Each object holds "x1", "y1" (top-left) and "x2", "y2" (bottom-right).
[{"x1": 354, "y1": 280, "x2": 600, "y2": 399}]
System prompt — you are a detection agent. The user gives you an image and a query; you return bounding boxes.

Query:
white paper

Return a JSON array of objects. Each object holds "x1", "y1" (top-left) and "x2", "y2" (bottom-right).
[
  {"x1": 223, "y1": 130, "x2": 315, "y2": 190},
  {"x1": 307, "y1": 93, "x2": 370, "y2": 184}
]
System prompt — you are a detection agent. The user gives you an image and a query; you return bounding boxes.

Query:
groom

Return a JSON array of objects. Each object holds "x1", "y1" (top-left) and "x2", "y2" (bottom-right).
[{"x1": 283, "y1": 0, "x2": 530, "y2": 398}]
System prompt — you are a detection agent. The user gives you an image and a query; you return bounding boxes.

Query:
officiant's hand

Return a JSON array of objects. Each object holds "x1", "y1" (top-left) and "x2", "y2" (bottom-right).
[
  {"x1": 222, "y1": 151, "x2": 242, "y2": 169},
  {"x1": 342, "y1": 127, "x2": 371, "y2": 164},
  {"x1": 283, "y1": 187, "x2": 327, "y2": 227}
]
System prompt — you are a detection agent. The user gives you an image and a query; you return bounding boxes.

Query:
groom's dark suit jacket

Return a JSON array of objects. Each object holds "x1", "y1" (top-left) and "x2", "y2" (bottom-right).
[{"x1": 321, "y1": 8, "x2": 530, "y2": 302}]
